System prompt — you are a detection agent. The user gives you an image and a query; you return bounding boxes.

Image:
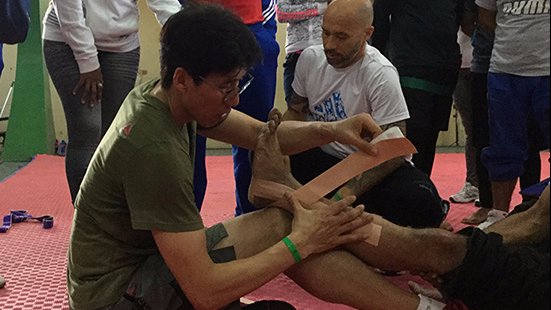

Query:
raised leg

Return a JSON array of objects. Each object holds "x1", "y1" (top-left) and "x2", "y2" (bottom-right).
[
  {"x1": 285, "y1": 250, "x2": 421, "y2": 310},
  {"x1": 248, "y1": 111, "x2": 467, "y2": 274},
  {"x1": 249, "y1": 109, "x2": 301, "y2": 210}
]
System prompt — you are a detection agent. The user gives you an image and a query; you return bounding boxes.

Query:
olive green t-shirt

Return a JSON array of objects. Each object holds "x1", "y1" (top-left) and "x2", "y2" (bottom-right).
[{"x1": 67, "y1": 79, "x2": 203, "y2": 309}]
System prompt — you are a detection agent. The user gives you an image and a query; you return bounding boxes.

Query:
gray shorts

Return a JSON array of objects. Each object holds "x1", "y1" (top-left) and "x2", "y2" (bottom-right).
[{"x1": 104, "y1": 223, "x2": 236, "y2": 310}]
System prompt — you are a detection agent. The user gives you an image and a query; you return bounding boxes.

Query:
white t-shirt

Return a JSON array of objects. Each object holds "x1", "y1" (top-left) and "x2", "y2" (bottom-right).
[{"x1": 293, "y1": 43, "x2": 409, "y2": 159}]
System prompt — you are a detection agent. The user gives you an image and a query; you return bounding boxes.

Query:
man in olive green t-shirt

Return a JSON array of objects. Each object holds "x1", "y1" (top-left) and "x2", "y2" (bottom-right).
[{"x1": 67, "y1": 4, "x2": 388, "y2": 310}]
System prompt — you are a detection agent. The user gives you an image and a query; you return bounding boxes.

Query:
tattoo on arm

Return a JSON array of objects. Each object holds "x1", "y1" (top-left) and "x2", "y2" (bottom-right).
[
  {"x1": 283, "y1": 91, "x2": 310, "y2": 121},
  {"x1": 380, "y1": 120, "x2": 406, "y2": 136}
]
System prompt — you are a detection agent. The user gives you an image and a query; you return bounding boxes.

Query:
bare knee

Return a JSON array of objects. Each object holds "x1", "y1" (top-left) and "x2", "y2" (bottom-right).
[
  {"x1": 217, "y1": 207, "x2": 293, "y2": 258},
  {"x1": 262, "y1": 207, "x2": 293, "y2": 238}
]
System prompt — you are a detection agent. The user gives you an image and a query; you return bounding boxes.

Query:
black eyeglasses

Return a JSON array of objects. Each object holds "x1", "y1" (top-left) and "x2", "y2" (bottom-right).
[{"x1": 199, "y1": 72, "x2": 254, "y2": 103}]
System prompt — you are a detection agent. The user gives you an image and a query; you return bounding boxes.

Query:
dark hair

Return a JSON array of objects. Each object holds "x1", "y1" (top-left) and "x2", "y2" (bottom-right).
[{"x1": 160, "y1": 3, "x2": 262, "y2": 88}]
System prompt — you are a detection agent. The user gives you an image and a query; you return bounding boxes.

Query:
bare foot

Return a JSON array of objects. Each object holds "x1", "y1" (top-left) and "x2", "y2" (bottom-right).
[
  {"x1": 249, "y1": 109, "x2": 302, "y2": 210},
  {"x1": 461, "y1": 207, "x2": 491, "y2": 225}
]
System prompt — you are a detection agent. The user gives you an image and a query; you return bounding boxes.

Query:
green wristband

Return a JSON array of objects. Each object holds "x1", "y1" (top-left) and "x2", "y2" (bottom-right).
[
  {"x1": 332, "y1": 192, "x2": 343, "y2": 201},
  {"x1": 282, "y1": 236, "x2": 302, "y2": 263}
]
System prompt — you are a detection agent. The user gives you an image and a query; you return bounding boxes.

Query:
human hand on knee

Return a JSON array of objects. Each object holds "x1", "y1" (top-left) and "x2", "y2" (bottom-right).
[
  {"x1": 72, "y1": 68, "x2": 103, "y2": 108},
  {"x1": 285, "y1": 193, "x2": 374, "y2": 259}
]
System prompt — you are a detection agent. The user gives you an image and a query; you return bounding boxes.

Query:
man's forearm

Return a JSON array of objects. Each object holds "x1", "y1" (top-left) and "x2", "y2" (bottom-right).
[
  {"x1": 277, "y1": 120, "x2": 335, "y2": 155},
  {"x1": 278, "y1": 103, "x2": 337, "y2": 155}
]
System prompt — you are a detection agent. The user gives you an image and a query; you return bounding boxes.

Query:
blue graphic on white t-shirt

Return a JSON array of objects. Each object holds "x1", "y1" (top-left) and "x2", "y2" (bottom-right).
[{"x1": 311, "y1": 91, "x2": 348, "y2": 122}]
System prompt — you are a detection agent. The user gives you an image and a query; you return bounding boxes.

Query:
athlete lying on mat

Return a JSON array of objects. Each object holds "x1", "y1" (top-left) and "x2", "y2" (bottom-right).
[{"x1": 249, "y1": 110, "x2": 550, "y2": 310}]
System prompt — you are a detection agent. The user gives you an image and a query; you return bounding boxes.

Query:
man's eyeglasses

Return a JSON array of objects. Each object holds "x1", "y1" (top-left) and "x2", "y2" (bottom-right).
[{"x1": 199, "y1": 72, "x2": 254, "y2": 103}]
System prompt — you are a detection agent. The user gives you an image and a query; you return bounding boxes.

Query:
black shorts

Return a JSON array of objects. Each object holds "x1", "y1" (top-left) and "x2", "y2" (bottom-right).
[
  {"x1": 290, "y1": 148, "x2": 448, "y2": 228},
  {"x1": 441, "y1": 228, "x2": 550, "y2": 310}
]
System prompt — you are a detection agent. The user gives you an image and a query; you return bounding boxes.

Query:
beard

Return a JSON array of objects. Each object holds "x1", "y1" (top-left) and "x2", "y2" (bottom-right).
[{"x1": 324, "y1": 41, "x2": 364, "y2": 68}]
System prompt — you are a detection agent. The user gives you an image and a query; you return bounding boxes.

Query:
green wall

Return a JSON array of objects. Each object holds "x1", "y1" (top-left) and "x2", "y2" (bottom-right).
[{"x1": 1, "y1": 0, "x2": 55, "y2": 161}]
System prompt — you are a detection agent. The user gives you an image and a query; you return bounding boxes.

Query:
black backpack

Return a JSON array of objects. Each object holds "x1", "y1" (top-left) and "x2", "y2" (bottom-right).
[{"x1": 0, "y1": 0, "x2": 31, "y2": 44}]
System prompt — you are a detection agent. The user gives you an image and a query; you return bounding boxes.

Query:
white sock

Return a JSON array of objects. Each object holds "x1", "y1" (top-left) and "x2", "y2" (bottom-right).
[{"x1": 416, "y1": 294, "x2": 446, "y2": 310}]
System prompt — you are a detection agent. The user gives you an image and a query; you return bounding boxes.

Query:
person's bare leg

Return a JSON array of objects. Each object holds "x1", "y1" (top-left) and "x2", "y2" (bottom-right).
[
  {"x1": 249, "y1": 109, "x2": 301, "y2": 210},
  {"x1": 491, "y1": 179, "x2": 517, "y2": 212},
  {"x1": 223, "y1": 207, "x2": 468, "y2": 293},
  {"x1": 249, "y1": 110, "x2": 468, "y2": 275},
  {"x1": 214, "y1": 207, "x2": 293, "y2": 257},
  {"x1": 217, "y1": 208, "x2": 423, "y2": 310},
  {"x1": 463, "y1": 166, "x2": 519, "y2": 226},
  {"x1": 410, "y1": 187, "x2": 550, "y2": 301},
  {"x1": 352, "y1": 185, "x2": 550, "y2": 274},
  {"x1": 243, "y1": 114, "x2": 431, "y2": 309},
  {"x1": 461, "y1": 179, "x2": 516, "y2": 225},
  {"x1": 485, "y1": 184, "x2": 550, "y2": 247},
  {"x1": 286, "y1": 250, "x2": 421, "y2": 310},
  {"x1": 461, "y1": 207, "x2": 491, "y2": 225},
  {"x1": 344, "y1": 214, "x2": 469, "y2": 275},
  {"x1": 246, "y1": 117, "x2": 549, "y2": 308}
]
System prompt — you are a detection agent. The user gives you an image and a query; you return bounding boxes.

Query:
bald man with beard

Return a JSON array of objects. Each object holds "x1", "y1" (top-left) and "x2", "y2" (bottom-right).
[{"x1": 284, "y1": 0, "x2": 449, "y2": 229}]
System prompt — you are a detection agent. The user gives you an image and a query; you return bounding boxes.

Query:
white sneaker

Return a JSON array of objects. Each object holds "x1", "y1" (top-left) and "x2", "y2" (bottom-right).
[
  {"x1": 450, "y1": 182, "x2": 479, "y2": 203},
  {"x1": 477, "y1": 209, "x2": 508, "y2": 230}
]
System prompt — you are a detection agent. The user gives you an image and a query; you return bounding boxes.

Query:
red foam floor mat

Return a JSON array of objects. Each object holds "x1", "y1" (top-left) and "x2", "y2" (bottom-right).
[
  {"x1": 0, "y1": 155, "x2": 73, "y2": 310},
  {"x1": 0, "y1": 153, "x2": 548, "y2": 309}
]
